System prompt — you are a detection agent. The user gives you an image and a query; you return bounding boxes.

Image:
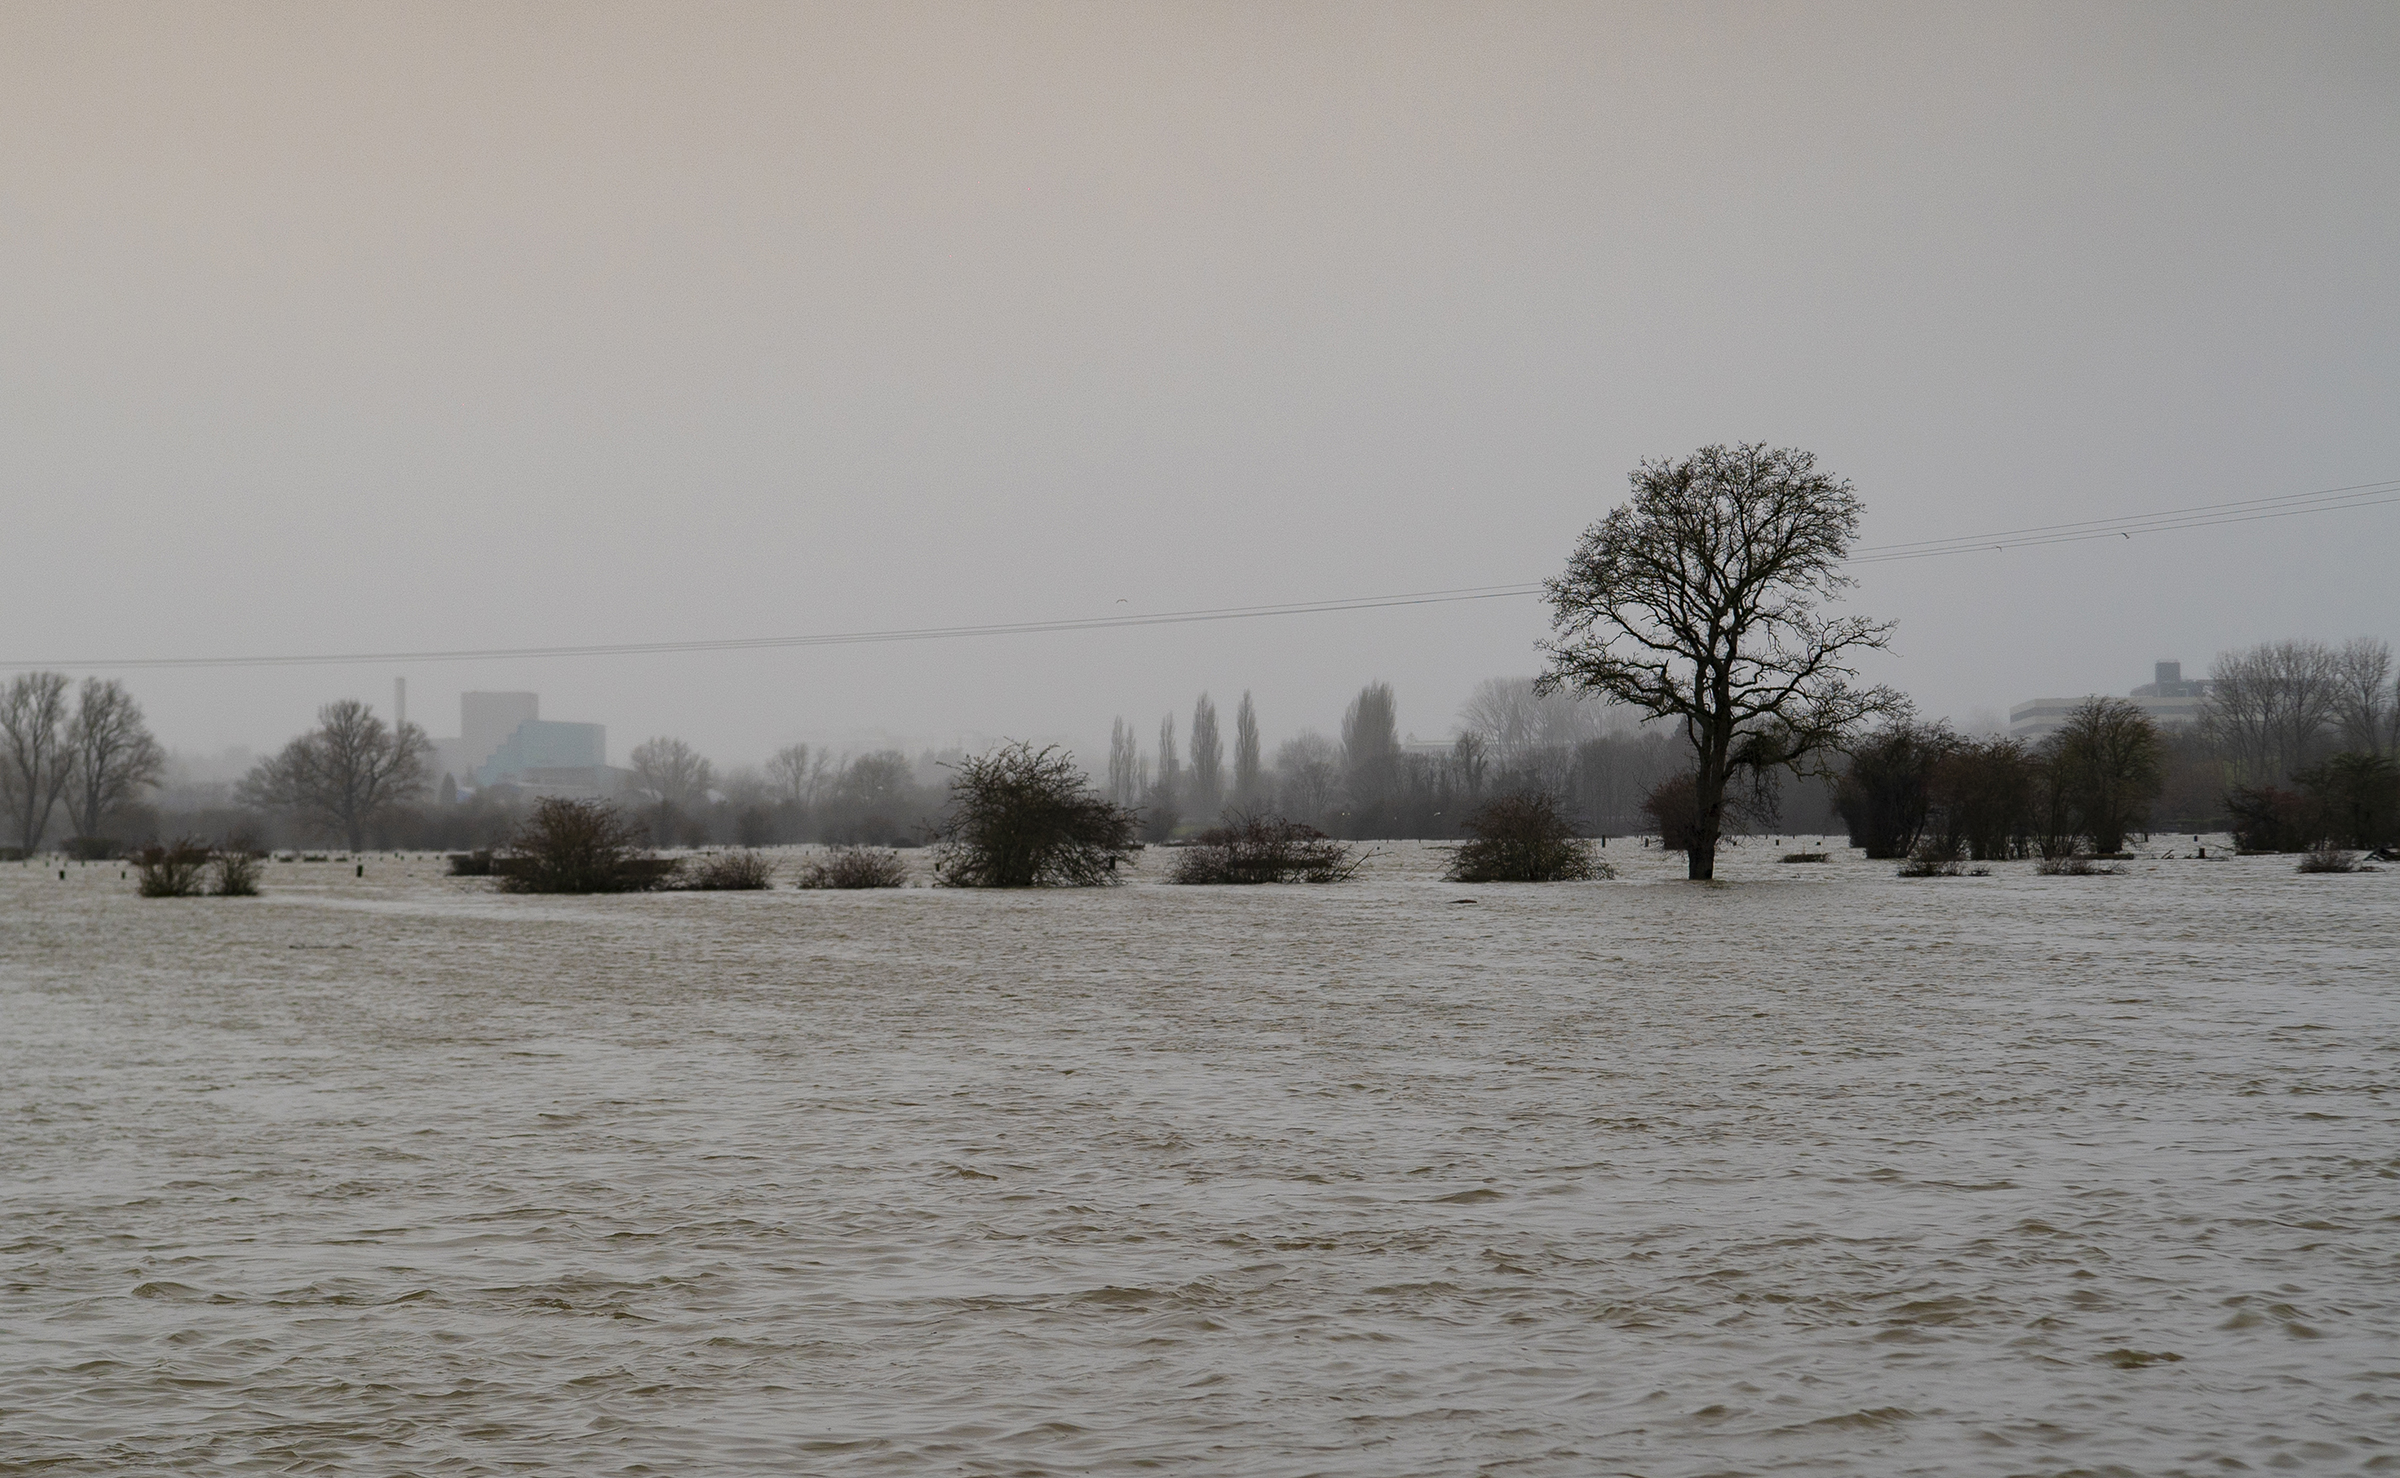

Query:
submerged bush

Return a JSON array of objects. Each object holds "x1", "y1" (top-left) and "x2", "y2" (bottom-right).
[
  {"x1": 2297, "y1": 845, "x2": 2365, "y2": 874},
  {"x1": 684, "y1": 849, "x2": 777, "y2": 890},
  {"x1": 210, "y1": 850, "x2": 263, "y2": 896},
  {"x1": 932, "y1": 743, "x2": 1139, "y2": 887},
  {"x1": 446, "y1": 850, "x2": 497, "y2": 877},
  {"x1": 1171, "y1": 815, "x2": 1362, "y2": 884},
  {"x1": 1446, "y1": 793, "x2": 1610, "y2": 882},
  {"x1": 133, "y1": 839, "x2": 212, "y2": 897},
  {"x1": 2037, "y1": 853, "x2": 2126, "y2": 876},
  {"x1": 497, "y1": 797, "x2": 677, "y2": 894},
  {"x1": 1895, "y1": 838, "x2": 1965, "y2": 878},
  {"x1": 1640, "y1": 773, "x2": 1701, "y2": 853},
  {"x1": 791, "y1": 846, "x2": 912, "y2": 889},
  {"x1": 1778, "y1": 851, "x2": 1830, "y2": 863}
]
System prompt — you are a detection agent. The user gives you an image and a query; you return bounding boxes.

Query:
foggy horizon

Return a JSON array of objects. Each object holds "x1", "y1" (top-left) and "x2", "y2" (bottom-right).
[{"x1": 7, "y1": 3, "x2": 2396, "y2": 761}]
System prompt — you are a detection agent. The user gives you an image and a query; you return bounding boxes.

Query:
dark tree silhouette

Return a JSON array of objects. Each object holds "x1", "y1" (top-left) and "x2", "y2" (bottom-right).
[
  {"x1": 2039, "y1": 698, "x2": 2164, "y2": 855},
  {"x1": 1540, "y1": 444, "x2": 1899, "y2": 879},
  {"x1": 1188, "y1": 693, "x2": 1223, "y2": 820},
  {"x1": 239, "y1": 699, "x2": 429, "y2": 850},
  {"x1": 64, "y1": 678, "x2": 165, "y2": 844},
  {"x1": 932, "y1": 743, "x2": 1138, "y2": 887},
  {"x1": 1, "y1": 671, "x2": 74, "y2": 853},
  {"x1": 1232, "y1": 692, "x2": 1262, "y2": 809},
  {"x1": 500, "y1": 797, "x2": 673, "y2": 893}
]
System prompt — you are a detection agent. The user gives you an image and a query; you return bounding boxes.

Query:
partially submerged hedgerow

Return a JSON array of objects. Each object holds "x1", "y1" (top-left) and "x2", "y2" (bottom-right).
[
  {"x1": 1170, "y1": 815, "x2": 1362, "y2": 884},
  {"x1": 792, "y1": 846, "x2": 912, "y2": 889},
  {"x1": 684, "y1": 849, "x2": 777, "y2": 890}
]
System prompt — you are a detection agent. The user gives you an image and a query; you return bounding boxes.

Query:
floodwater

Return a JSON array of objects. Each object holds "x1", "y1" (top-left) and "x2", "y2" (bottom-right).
[{"x1": 3, "y1": 839, "x2": 2395, "y2": 1475}]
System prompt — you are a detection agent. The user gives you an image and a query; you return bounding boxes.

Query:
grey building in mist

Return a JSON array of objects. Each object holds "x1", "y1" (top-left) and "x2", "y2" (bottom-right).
[
  {"x1": 2009, "y1": 661, "x2": 2211, "y2": 740},
  {"x1": 429, "y1": 691, "x2": 631, "y2": 799}
]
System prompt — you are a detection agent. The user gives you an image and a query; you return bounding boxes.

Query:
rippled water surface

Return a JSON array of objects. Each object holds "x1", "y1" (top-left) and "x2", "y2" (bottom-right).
[{"x1": 4, "y1": 841, "x2": 2396, "y2": 1475}]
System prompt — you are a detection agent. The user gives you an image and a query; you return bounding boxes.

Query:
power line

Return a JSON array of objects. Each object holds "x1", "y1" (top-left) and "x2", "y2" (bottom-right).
[
  {"x1": 5, "y1": 476, "x2": 2391, "y2": 671},
  {"x1": 1848, "y1": 477, "x2": 2400, "y2": 562},
  {"x1": 10, "y1": 584, "x2": 1549, "y2": 672}
]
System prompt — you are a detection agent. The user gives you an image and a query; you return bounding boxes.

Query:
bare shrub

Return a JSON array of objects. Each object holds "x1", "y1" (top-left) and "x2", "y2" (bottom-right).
[
  {"x1": 1172, "y1": 815, "x2": 1363, "y2": 884},
  {"x1": 133, "y1": 838, "x2": 211, "y2": 897},
  {"x1": 1445, "y1": 793, "x2": 1610, "y2": 882},
  {"x1": 685, "y1": 849, "x2": 777, "y2": 890},
  {"x1": 209, "y1": 850, "x2": 262, "y2": 896},
  {"x1": 1779, "y1": 851, "x2": 1830, "y2": 863},
  {"x1": 2297, "y1": 845, "x2": 2364, "y2": 874},
  {"x1": 932, "y1": 743, "x2": 1139, "y2": 887},
  {"x1": 498, "y1": 797, "x2": 676, "y2": 894},
  {"x1": 447, "y1": 850, "x2": 496, "y2": 876},
  {"x1": 1895, "y1": 837, "x2": 1965, "y2": 877},
  {"x1": 792, "y1": 846, "x2": 912, "y2": 889},
  {"x1": 2037, "y1": 854, "x2": 2126, "y2": 876}
]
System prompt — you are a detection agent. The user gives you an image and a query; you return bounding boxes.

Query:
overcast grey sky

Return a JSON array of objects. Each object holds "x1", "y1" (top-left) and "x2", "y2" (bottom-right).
[{"x1": 5, "y1": 2, "x2": 2394, "y2": 766}]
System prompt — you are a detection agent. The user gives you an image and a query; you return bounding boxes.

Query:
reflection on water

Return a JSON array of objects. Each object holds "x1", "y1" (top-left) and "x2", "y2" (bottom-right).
[{"x1": 3, "y1": 843, "x2": 2395, "y2": 1474}]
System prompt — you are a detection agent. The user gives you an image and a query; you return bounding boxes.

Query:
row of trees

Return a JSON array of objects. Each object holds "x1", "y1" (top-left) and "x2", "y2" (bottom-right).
[
  {"x1": 2203, "y1": 637, "x2": 2396, "y2": 783},
  {"x1": 1836, "y1": 698, "x2": 2166, "y2": 860}
]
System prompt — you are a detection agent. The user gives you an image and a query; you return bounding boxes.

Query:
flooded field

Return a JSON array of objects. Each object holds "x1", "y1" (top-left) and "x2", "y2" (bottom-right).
[{"x1": 3, "y1": 840, "x2": 2395, "y2": 1475}]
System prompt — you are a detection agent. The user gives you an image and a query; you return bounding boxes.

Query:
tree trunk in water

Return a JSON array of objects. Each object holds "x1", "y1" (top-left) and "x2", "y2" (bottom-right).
[{"x1": 1689, "y1": 756, "x2": 1725, "y2": 880}]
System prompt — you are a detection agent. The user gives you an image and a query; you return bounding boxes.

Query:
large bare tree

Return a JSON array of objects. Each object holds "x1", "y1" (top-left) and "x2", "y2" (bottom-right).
[
  {"x1": 65, "y1": 677, "x2": 166, "y2": 843},
  {"x1": 239, "y1": 699, "x2": 430, "y2": 849},
  {"x1": 1, "y1": 671, "x2": 75, "y2": 853},
  {"x1": 1539, "y1": 443, "x2": 1899, "y2": 880}
]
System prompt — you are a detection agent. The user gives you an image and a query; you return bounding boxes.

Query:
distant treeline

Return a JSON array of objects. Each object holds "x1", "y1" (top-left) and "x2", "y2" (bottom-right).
[{"x1": 5, "y1": 637, "x2": 2391, "y2": 858}]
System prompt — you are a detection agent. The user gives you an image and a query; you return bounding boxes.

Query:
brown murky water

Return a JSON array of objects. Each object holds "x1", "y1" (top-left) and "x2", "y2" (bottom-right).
[{"x1": 3, "y1": 841, "x2": 2395, "y2": 1474}]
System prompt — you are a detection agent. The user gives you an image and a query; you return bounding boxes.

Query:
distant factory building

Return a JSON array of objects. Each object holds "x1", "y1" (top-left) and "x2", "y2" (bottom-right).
[
  {"x1": 428, "y1": 691, "x2": 631, "y2": 799},
  {"x1": 2009, "y1": 661, "x2": 2211, "y2": 740}
]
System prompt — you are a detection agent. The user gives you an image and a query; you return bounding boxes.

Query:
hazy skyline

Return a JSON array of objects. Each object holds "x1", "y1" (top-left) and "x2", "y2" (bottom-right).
[{"x1": 5, "y1": 2, "x2": 2395, "y2": 765}]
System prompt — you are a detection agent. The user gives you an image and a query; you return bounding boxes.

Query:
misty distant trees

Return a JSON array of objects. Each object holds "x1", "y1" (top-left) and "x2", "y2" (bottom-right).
[
  {"x1": 1106, "y1": 718, "x2": 1141, "y2": 808},
  {"x1": 64, "y1": 679, "x2": 167, "y2": 845},
  {"x1": 630, "y1": 736, "x2": 715, "y2": 844},
  {"x1": 765, "y1": 742, "x2": 833, "y2": 807},
  {"x1": 2204, "y1": 637, "x2": 2395, "y2": 785},
  {"x1": 2, "y1": 672, "x2": 76, "y2": 853},
  {"x1": 1341, "y1": 681, "x2": 1400, "y2": 822},
  {"x1": 238, "y1": 699, "x2": 430, "y2": 850},
  {"x1": 1540, "y1": 444, "x2": 1901, "y2": 879},
  {"x1": 1187, "y1": 694, "x2": 1223, "y2": 819},
  {"x1": 1232, "y1": 692, "x2": 1262, "y2": 809},
  {"x1": 3, "y1": 674, "x2": 170, "y2": 853},
  {"x1": 2192, "y1": 636, "x2": 2398, "y2": 852}
]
